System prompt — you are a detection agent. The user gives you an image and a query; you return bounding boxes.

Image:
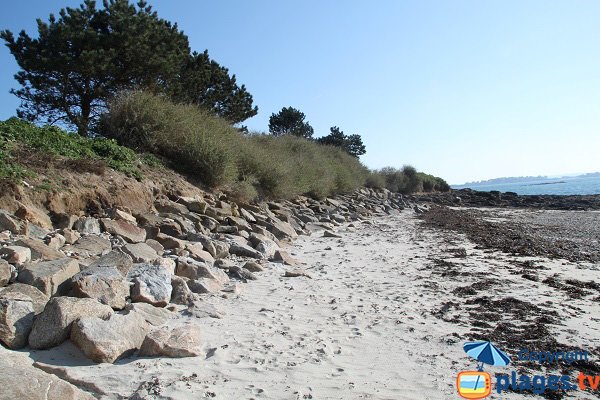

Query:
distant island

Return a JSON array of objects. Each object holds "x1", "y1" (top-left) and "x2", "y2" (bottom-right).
[{"x1": 460, "y1": 172, "x2": 600, "y2": 186}]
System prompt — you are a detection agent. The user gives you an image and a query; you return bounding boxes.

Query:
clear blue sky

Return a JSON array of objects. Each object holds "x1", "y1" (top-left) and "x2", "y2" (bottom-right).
[{"x1": 1, "y1": 1, "x2": 599, "y2": 184}]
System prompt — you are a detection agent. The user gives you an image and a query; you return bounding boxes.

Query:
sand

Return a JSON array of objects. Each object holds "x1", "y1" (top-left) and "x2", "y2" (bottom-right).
[{"x1": 24, "y1": 209, "x2": 600, "y2": 399}]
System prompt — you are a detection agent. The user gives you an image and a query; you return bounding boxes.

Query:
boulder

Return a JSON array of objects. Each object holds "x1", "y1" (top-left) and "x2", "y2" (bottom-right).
[
  {"x1": 71, "y1": 312, "x2": 150, "y2": 363},
  {"x1": 53, "y1": 213, "x2": 79, "y2": 230},
  {"x1": 109, "y1": 208, "x2": 137, "y2": 224},
  {"x1": 124, "y1": 302, "x2": 172, "y2": 326},
  {"x1": 15, "y1": 237, "x2": 64, "y2": 261},
  {"x1": 170, "y1": 275, "x2": 194, "y2": 305},
  {"x1": 15, "y1": 203, "x2": 53, "y2": 230},
  {"x1": 323, "y1": 230, "x2": 342, "y2": 238},
  {"x1": 18, "y1": 258, "x2": 80, "y2": 297},
  {"x1": 176, "y1": 258, "x2": 229, "y2": 283},
  {"x1": 183, "y1": 300, "x2": 223, "y2": 319},
  {"x1": 0, "y1": 210, "x2": 28, "y2": 235},
  {"x1": 154, "y1": 198, "x2": 189, "y2": 215},
  {"x1": 262, "y1": 218, "x2": 297, "y2": 240},
  {"x1": 243, "y1": 261, "x2": 264, "y2": 272},
  {"x1": 187, "y1": 278, "x2": 224, "y2": 294},
  {"x1": 68, "y1": 235, "x2": 111, "y2": 257},
  {"x1": 228, "y1": 242, "x2": 263, "y2": 259},
  {"x1": 87, "y1": 250, "x2": 133, "y2": 277},
  {"x1": 46, "y1": 234, "x2": 66, "y2": 250},
  {"x1": 61, "y1": 229, "x2": 81, "y2": 244},
  {"x1": 185, "y1": 243, "x2": 215, "y2": 264},
  {"x1": 145, "y1": 239, "x2": 164, "y2": 254},
  {"x1": 73, "y1": 217, "x2": 101, "y2": 235},
  {"x1": 128, "y1": 263, "x2": 172, "y2": 307},
  {"x1": 272, "y1": 250, "x2": 299, "y2": 266},
  {"x1": 229, "y1": 266, "x2": 258, "y2": 281},
  {"x1": 122, "y1": 242, "x2": 159, "y2": 263},
  {"x1": 101, "y1": 219, "x2": 146, "y2": 243},
  {"x1": 249, "y1": 233, "x2": 279, "y2": 258},
  {"x1": 0, "y1": 259, "x2": 13, "y2": 286},
  {"x1": 0, "y1": 245, "x2": 32, "y2": 264},
  {"x1": 154, "y1": 233, "x2": 186, "y2": 249},
  {"x1": 29, "y1": 296, "x2": 113, "y2": 349},
  {"x1": 178, "y1": 196, "x2": 207, "y2": 213},
  {"x1": 139, "y1": 324, "x2": 202, "y2": 358},
  {"x1": 0, "y1": 283, "x2": 49, "y2": 314},
  {"x1": 0, "y1": 345, "x2": 96, "y2": 400},
  {"x1": 71, "y1": 266, "x2": 129, "y2": 310},
  {"x1": 152, "y1": 257, "x2": 176, "y2": 275},
  {"x1": 0, "y1": 292, "x2": 35, "y2": 349}
]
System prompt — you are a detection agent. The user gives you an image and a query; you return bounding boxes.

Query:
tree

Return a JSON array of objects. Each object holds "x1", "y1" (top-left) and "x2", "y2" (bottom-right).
[
  {"x1": 171, "y1": 51, "x2": 257, "y2": 125},
  {"x1": 317, "y1": 126, "x2": 366, "y2": 157},
  {"x1": 268, "y1": 106, "x2": 314, "y2": 139},
  {"x1": 2, "y1": 0, "x2": 258, "y2": 136}
]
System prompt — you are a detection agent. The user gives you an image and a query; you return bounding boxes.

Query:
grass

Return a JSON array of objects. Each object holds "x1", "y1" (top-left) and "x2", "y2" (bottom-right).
[{"x1": 0, "y1": 117, "x2": 160, "y2": 181}]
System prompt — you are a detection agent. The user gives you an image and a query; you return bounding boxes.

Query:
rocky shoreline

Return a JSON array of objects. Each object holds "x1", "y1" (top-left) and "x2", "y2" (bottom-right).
[{"x1": 0, "y1": 187, "x2": 412, "y2": 399}]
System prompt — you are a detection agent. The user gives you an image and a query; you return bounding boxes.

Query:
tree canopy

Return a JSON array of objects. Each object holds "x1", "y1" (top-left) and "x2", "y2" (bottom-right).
[
  {"x1": 1, "y1": 0, "x2": 257, "y2": 136},
  {"x1": 317, "y1": 126, "x2": 366, "y2": 158},
  {"x1": 268, "y1": 106, "x2": 314, "y2": 139}
]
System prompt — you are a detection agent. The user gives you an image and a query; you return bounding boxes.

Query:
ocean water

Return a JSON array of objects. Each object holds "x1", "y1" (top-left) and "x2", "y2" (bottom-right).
[{"x1": 452, "y1": 176, "x2": 600, "y2": 196}]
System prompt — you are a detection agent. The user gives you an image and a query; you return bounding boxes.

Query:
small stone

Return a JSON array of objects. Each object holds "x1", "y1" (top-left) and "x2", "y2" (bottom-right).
[
  {"x1": 323, "y1": 230, "x2": 342, "y2": 238},
  {"x1": 272, "y1": 250, "x2": 299, "y2": 266},
  {"x1": 284, "y1": 269, "x2": 313, "y2": 279}
]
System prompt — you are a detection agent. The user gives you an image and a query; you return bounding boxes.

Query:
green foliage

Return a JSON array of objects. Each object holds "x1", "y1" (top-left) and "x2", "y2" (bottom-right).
[
  {"x1": 0, "y1": 117, "x2": 154, "y2": 180},
  {"x1": 2, "y1": 0, "x2": 257, "y2": 136},
  {"x1": 370, "y1": 166, "x2": 450, "y2": 194},
  {"x1": 317, "y1": 126, "x2": 366, "y2": 158},
  {"x1": 101, "y1": 91, "x2": 369, "y2": 199},
  {"x1": 268, "y1": 107, "x2": 314, "y2": 139},
  {"x1": 172, "y1": 51, "x2": 257, "y2": 124}
]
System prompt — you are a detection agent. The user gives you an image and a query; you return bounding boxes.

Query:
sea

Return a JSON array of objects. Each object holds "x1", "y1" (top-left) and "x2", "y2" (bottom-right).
[{"x1": 452, "y1": 175, "x2": 600, "y2": 196}]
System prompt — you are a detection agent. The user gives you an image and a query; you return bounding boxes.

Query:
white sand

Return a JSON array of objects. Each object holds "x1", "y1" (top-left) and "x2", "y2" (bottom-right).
[{"x1": 25, "y1": 210, "x2": 600, "y2": 399}]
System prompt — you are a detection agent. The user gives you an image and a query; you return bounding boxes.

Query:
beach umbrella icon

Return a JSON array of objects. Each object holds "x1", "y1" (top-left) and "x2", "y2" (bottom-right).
[{"x1": 463, "y1": 341, "x2": 511, "y2": 370}]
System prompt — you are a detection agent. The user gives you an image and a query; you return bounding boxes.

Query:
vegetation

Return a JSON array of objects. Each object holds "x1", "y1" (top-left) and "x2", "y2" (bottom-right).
[
  {"x1": 317, "y1": 126, "x2": 366, "y2": 158},
  {"x1": 100, "y1": 91, "x2": 369, "y2": 199},
  {"x1": 0, "y1": 117, "x2": 155, "y2": 180},
  {"x1": 268, "y1": 107, "x2": 314, "y2": 139},
  {"x1": 1, "y1": 0, "x2": 256, "y2": 136},
  {"x1": 366, "y1": 166, "x2": 450, "y2": 194}
]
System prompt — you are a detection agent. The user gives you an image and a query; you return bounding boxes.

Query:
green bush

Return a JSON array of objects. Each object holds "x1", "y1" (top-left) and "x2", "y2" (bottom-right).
[
  {"x1": 370, "y1": 166, "x2": 450, "y2": 194},
  {"x1": 0, "y1": 117, "x2": 157, "y2": 180},
  {"x1": 100, "y1": 91, "x2": 369, "y2": 199}
]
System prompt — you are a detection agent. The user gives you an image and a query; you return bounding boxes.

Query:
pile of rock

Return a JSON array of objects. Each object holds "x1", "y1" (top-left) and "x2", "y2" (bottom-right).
[{"x1": 0, "y1": 188, "x2": 410, "y2": 365}]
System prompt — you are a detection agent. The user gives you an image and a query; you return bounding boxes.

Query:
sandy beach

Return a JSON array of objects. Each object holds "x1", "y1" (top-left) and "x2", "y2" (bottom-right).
[{"x1": 16, "y1": 207, "x2": 598, "y2": 400}]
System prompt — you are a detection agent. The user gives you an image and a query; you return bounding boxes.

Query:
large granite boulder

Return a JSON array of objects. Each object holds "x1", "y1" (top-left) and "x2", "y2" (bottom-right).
[
  {"x1": 139, "y1": 324, "x2": 202, "y2": 358},
  {"x1": 70, "y1": 266, "x2": 129, "y2": 310},
  {"x1": 170, "y1": 275, "x2": 194, "y2": 305},
  {"x1": 28, "y1": 296, "x2": 113, "y2": 349},
  {"x1": 67, "y1": 235, "x2": 111, "y2": 257},
  {"x1": 0, "y1": 245, "x2": 32, "y2": 264},
  {"x1": 87, "y1": 250, "x2": 133, "y2": 277},
  {"x1": 176, "y1": 258, "x2": 229, "y2": 283},
  {"x1": 14, "y1": 237, "x2": 64, "y2": 261},
  {"x1": 0, "y1": 292, "x2": 35, "y2": 349},
  {"x1": 0, "y1": 283, "x2": 49, "y2": 314},
  {"x1": 71, "y1": 312, "x2": 150, "y2": 363},
  {"x1": 100, "y1": 219, "x2": 146, "y2": 243},
  {"x1": 18, "y1": 258, "x2": 80, "y2": 297},
  {"x1": 127, "y1": 263, "x2": 172, "y2": 307},
  {"x1": 122, "y1": 242, "x2": 159, "y2": 263}
]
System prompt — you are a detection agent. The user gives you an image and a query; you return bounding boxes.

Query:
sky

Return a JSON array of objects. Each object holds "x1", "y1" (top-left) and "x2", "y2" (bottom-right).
[{"x1": 1, "y1": 1, "x2": 599, "y2": 184}]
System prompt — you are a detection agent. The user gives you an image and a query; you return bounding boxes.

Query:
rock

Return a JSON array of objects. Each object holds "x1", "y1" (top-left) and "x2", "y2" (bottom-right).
[
  {"x1": 61, "y1": 229, "x2": 81, "y2": 244},
  {"x1": 139, "y1": 324, "x2": 202, "y2": 357},
  {"x1": 122, "y1": 242, "x2": 159, "y2": 263},
  {"x1": 214, "y1": 258, "x2": 234, "y2": 270},
  {"x1": 70, "y1": 266, "x2": 129, "y2": 310},
  {"x1": 187, "y1": 278, "x2": 224, "y2": 294},
  {"x1": 186, "y1": 243, "x2": 215, "y2": 264},
  {"x1": 124, "y1": 302, "x2": 172, "y2": 326},
  {"x1": 229, "y1": 266, "x2": 257, "y2": 281},
  {"x1": 0, "y1": 210, "x2": 28, "y2": 234},
  {"x1": 152, "y1": 257, "x2": 176, "y2": 275},
  {"x1": 46, "y1": 234, "x2": 66, "y2": 250},
  {"x1": 0, "y1": 345, "x2": 96, "y2": 400},
  {"x1": 53, "y1": 213, "x2": 79, "y2": 230},
  {"x1": 284, "y1": 269, "x2": 313, "y2": 278},
  {"x1": 170, "y1": 275, "x2": 194, "y2": 305},
  {"x1": 0, "y1": 259, "x2": 12, "y2": 286},
  {"x1": 73, "y1": 217, "x2": 101, "y2": 235},
  {"x1": 272, "y1": 250, "x2": 299, "y2": 266},
  {"x1": 71, "y1": 312, "x2": 150, "y2": 363},
  {"x1": 154, "y1": 233, "x2": 186, "y2": 249},
  {"x1": 128, "y1": 263, "x2": 172, "y2": 307},
  {"x1": 15, "y1": 203, "x2": 53, "y2": 230},
  {"x1": 323, "y1": 230, "x2": 342, "y2": 238},
  {"x1": 228, "y1": 242, "x2": 263, "y2": 259},
  {"x1": 239, "y1": 208, "x2": 257, "y2": 223},
  {"x1": 18, "y1": 258, "x2": 80, "y2": 297},
  {"x1": 183, "y1": 300, "x2": 223, "y2": 319},
  {"x1": 225, "y1": 216, "x2": 252, "y2": 230},
  {"x1": 145, "y1": 239, "x2": 164, "y2": 254},
  {"x1": 109, "y1": 208, "x2": 137, "y2": 224},
  {"x1": 0, "y1": 283, "x2": 49, "y2": 314},
  {"x1": 200, "y1": 215, "x2": 219, "y2": 231},
  {"x1": 249, "y1": 233, "x2": 279, "y2": 258},
  {"x1": 87, "y1": 250, "x2": 133, "y2": 276},
  {"x1": 68, "y1": 235, "x2": 111, "y2": 257},
  {"x1": 262, "y1": 218, "x2": 298, "y2": 240},
  {"x1": 0, "y1": 230, "x2": 11, "y2": 241},
  {"x1": 101, "y1": 219, "x2": 146, "y2": 243},
  {"x1": 243, "y1": 261, "x2": 264, "y2": 272},
  {"x1": 178, "y1": 196, "x2": 207, "y2": 213},
  {"x1": 15, "y1": 237, "x2": 64, "y2": 261},
  {"x1": 176, "y1": 258, "x2": 229, "y2": 283},
  {"x1": 0, "y1": 245, "x2": 32, "y2": 264},
  {"x1": 29, "y1": 296, "x2": 113, "y2": 349},
  {"x1": 0, "y1": 292, "x2": 35, "y2": 349},
  {"x1": 154, "y1": 198, "x2": 189, "y2": 215}
]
